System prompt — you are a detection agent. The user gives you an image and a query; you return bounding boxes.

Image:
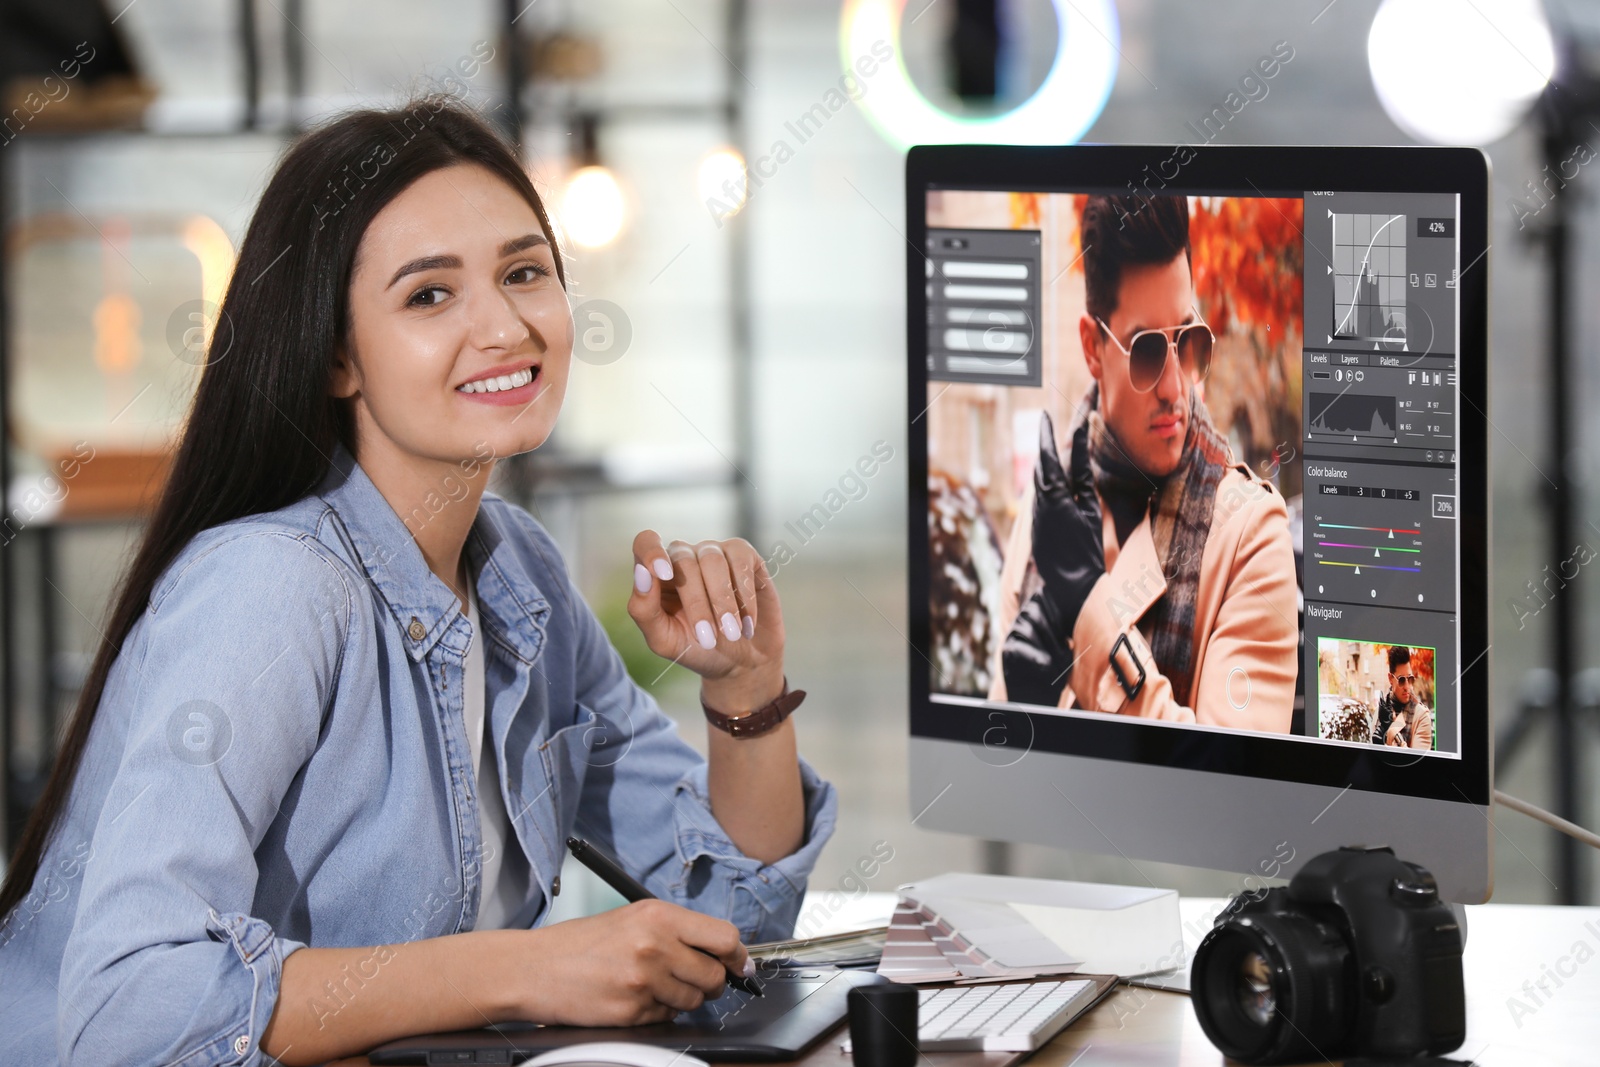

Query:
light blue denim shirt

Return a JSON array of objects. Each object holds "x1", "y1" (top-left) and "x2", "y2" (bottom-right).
[{"x1": 0, "y1": 440, "x2": 838, "y2": 1066}]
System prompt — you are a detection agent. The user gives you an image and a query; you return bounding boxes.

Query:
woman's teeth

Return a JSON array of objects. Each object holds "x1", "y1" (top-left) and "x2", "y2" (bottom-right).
[{"x1": 457, "y1": 366, "x2": 535, "y2": 394}]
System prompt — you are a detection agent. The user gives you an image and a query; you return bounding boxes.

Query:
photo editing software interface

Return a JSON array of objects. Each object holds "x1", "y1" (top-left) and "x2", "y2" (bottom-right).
[{"x1": 922, "y1": 186, "x2": 1460, "y2": 758}]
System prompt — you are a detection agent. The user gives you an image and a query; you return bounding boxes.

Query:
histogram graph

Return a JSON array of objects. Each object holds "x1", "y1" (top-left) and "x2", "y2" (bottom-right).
[
  {"x1": 1332, "y1": 212, "x2": 1407, "y2": 342},
  {"x1": 1309, "y1": 392, "x2": 1398, "y2": 440}
]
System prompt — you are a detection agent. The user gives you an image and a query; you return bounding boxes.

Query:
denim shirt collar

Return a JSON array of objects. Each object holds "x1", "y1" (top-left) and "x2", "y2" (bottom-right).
[{"x1": 314, "y1": 441, "x2": 550, "y2": 665}]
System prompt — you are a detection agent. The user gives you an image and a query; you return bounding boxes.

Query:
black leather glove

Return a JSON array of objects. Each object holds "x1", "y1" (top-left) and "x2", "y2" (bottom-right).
[
  {"x1": 1001, "y1": 588, "x2": 1074, "y2": 705},
  {"x1": 1000, "y1": 412, "x2": 1106, "y2": 705},
  {"x1": 1030, "y1": 410, "x2": 1105, "y2": 632},
  {"x1": 1372, "y1": 699, "x2": 1392, "y2": 746}
]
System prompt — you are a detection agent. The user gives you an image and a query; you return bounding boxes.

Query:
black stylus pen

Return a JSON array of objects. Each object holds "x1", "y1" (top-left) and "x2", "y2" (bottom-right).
[{"x1": 566, "y1": 835, "x2": 764, "y2": 997}]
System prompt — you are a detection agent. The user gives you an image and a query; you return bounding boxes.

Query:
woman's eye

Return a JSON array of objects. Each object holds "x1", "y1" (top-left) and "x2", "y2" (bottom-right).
[
  {"x1": 506, "y1": 263, "x2": 552, "y2": 285},
  {"x1": 408, "y1": 286, "x2": 449, "y2": 307}
]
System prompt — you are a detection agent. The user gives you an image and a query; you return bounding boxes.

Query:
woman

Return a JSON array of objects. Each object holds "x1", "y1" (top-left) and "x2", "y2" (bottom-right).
[{"x1": 0, "y1": 96, "x2": 836, "y2": 1067}]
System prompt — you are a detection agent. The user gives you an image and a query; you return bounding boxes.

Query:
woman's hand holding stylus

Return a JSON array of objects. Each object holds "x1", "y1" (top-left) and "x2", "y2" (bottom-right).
[
  {"x1": 508, "y1": 899, "x2": 751, "y2": 1024},
  {"x1": 262, "y1": 903, "x2": 751, "y2": 1062}
]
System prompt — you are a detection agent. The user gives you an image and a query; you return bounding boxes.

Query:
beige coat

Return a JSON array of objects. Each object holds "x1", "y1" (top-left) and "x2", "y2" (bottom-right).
[
  {"x1": 987, "y1": 458, "x2": 1298, "y2": 732},
  {"x1": 1385, "y1": 701, "x2": 1434, "y2": 749}
]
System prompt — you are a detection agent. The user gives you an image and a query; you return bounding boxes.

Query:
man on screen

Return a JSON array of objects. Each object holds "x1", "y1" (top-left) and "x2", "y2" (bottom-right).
[
  {"x1": 1373, "y1": 645, "x2": 1434, "y2": 749},
  {"x1": 987, "y1": 194, "x2": 1298, "y2": 731}
]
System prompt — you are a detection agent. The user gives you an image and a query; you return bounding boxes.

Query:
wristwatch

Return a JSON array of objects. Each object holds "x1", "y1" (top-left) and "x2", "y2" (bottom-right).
[{"x1": 701, "y1": 677, "x2": 806, "y2": 739}]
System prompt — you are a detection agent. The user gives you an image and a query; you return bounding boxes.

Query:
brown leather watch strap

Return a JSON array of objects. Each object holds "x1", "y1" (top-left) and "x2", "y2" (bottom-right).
[{"x1": 701, "y1": 677, "x2": 806, "y2": 739}]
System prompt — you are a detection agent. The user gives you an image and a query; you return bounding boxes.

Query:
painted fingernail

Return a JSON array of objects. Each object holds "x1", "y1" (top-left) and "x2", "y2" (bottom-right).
[
  {"x1": 653, "y1": 558, "x2": 674, "y2": 581},
  {"x1": 720, "y1": 612, "x2": 741, "y2": 641},
  {"x1": 695, "y1": 620, "x2": 717, "y2": 649},
  {"x1": 741, "y1": 614, "x2": 755, "y2": 639},
  {"x1": 633, "y1": 563, "x2": 652, "y2": 594}
]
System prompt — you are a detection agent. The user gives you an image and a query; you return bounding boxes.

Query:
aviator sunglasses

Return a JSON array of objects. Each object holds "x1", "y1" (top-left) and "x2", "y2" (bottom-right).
[{"x1": 1094, "y1": 306, "x2": 1215, "y2": 393}]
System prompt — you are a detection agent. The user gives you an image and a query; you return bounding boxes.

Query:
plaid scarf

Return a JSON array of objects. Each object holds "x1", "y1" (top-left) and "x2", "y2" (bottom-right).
[{"x1": 1068, "y1": 383, "x2": 1232, "y2": 706}]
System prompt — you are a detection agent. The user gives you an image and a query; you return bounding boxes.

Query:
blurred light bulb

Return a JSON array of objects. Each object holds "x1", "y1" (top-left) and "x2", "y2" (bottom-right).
[
  {"x1": 699, "y1": 148, "x2": 748, "y2": 221},
  {"x1": 1368, "y1": 0, "x2": 1554, "y2": 145},
  {"x1": 180, "y1": 215, "x2": 235, "y2": 350},
  {"x1": 561, "y1": 165, "x2": 625, "y2": 248}
]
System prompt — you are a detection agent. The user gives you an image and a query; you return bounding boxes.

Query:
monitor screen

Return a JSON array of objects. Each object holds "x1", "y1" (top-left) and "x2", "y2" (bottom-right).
[
  {"x1": 907, "y1": 146, "x2": 1490, "y2": 853},
  {"x1": 925, "y1": 186, "x2": 1459, "y2": 752}
]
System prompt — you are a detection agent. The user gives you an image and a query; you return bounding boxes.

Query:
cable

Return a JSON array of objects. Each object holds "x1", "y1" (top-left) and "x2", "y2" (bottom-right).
[{"x1": 1494, "y1": 790, "x2": 1600, "y2": 852}]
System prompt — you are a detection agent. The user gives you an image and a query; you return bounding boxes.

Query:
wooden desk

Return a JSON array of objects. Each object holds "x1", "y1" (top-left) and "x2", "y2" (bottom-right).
[{"x1": 340, "y1": 899, "x2": 1600, "y2": 1067}]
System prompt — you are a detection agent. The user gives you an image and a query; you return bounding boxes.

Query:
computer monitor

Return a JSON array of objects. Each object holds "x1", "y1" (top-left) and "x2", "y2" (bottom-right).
[{"x1": 906, "y1": 145, "x2": 1492, "y2": 903}]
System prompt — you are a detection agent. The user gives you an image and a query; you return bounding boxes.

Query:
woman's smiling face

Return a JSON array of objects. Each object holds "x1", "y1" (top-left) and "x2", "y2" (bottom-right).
[{"x1": 334, "y1": 162, "x2": 573, "y2": 466}]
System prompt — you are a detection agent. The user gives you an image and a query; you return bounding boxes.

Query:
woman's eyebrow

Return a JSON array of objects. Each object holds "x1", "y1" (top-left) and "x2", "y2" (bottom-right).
[
  {"x1": 386, "y1": 234, "x2": 548, "y2": 290},
  {"x1": 498, "y1": 233, "x2": 549, "y2": 256},
  {"x1": 387, "y1": 254, "x2": 460, "y2": 289}
]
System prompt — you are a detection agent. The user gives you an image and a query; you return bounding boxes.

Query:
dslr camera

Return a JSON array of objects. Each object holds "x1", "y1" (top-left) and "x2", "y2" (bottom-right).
[{"x1": 1191, "y1": 845, "x2": 1465, "y2": 1064}]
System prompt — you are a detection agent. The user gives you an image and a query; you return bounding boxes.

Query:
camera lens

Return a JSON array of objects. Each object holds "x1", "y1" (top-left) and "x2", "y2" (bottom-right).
[{"x1": 1192, "y1": 912, "x2": 1351, "y2": 1064}]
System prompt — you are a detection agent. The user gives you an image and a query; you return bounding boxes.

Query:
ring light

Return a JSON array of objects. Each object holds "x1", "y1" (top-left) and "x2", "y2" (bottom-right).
[{"x1": 840, "y1": 0, "x2": 1119, "y2": 150}]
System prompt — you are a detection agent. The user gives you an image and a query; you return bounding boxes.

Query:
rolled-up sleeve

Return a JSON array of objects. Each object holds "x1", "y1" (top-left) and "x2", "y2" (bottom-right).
[
  {"x1": 521, "y1": 517, "x2": 838, "y2": 944},
  {"x1": 57, "y1": 529, "x2": 350, "y2": 1067},
  {"x1": 664, "y1": 755, "x2": 837, "y2": 942}
]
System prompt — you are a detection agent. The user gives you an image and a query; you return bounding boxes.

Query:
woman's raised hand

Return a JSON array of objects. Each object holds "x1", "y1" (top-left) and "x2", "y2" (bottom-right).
[{"x1": 627, "y1": 531, "x2": 784, "y2": 683}]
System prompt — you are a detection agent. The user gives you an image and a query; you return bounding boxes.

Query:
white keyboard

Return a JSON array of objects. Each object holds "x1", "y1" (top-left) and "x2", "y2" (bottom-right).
[{"x1": 842, "y1": 979, "x2": 1100, "y2": 1054}]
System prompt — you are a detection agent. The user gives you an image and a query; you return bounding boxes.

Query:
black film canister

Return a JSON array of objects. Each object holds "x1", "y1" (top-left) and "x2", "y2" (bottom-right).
[{"x1": 847, "y1": 982, "x2": 920, "y2": 1067}]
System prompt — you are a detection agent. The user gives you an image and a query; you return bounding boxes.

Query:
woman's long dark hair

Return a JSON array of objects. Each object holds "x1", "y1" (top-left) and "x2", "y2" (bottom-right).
[{"x1": 0, "y1": 95, "x2": 567, "y2": 924}]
